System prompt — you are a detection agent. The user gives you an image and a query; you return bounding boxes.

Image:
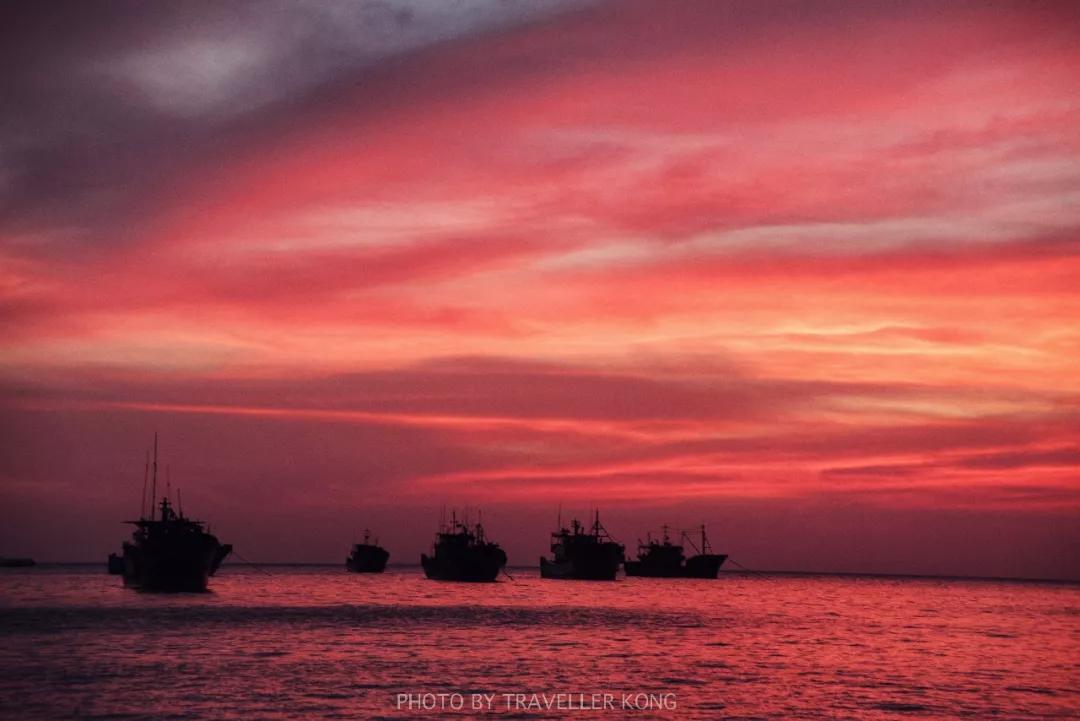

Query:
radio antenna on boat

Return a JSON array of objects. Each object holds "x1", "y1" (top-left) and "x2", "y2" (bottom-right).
[
  {"x1": 150, "y1": 432, "x2": 158, "y2": 518},
  {"x1": 177, "y1": 487, "x2": 184, "y2": 518},
  {"x1": 141, "y1": 450, "x2": 149, "y2": 519}
]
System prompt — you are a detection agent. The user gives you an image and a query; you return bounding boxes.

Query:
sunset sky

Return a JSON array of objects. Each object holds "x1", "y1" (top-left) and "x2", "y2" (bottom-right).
[{"x1": 1, "y1": 0, "x2": 1078, "y2": 578}]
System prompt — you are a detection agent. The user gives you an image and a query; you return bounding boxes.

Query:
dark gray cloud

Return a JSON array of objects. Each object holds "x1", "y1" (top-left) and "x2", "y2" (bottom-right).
[{"x1": 0, "y1": 0, "x2": 588, "y2": 256}]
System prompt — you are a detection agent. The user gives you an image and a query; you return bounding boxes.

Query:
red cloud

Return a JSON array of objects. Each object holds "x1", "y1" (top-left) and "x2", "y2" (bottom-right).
[{"x1": 1, "y1": 0, "x2": 1078, "y2": 577}]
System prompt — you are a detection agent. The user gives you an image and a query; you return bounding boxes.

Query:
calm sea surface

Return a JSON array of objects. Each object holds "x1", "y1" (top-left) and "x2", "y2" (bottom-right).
[{"x1": 1, "y1": 565, "x2": 1077, "y2": 720}]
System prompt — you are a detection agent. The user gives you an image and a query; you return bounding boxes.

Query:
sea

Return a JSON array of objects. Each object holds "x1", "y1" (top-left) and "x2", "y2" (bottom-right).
[{"x1": 1, "y1": 565, "x2": 1077, "y2": 720}]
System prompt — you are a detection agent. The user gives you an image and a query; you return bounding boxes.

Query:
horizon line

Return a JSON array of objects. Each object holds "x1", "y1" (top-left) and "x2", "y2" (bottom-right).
[{"x1": 15, "y1": 562, "x2": 1079, "y2": 586}]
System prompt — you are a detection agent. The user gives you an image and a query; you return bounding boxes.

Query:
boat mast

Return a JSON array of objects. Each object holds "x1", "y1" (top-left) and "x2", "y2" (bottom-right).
[
  {"x1": 140, "y1": 450, "x2": 149, "y2": 519},
  {"x1": 150, "y1": 432, "x2": 158, "y2": 520}
]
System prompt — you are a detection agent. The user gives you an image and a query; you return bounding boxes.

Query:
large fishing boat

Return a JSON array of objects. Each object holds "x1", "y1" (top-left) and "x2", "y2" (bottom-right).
[
  {"x1": 120, "y1": 435, "x2": 231, "y2": 592},
  {"x1": 421, "y1": 513, "x2": 506, "y2": 582},
  {"x1": 623, "y1": 524, "x2": 727, "y2": 579},
  {"x1": 540, "y1": 511, "x2": 624, "y2": 580},
  {"x1": 345, "y1": 530, "x2": 390, "y2": 573}
]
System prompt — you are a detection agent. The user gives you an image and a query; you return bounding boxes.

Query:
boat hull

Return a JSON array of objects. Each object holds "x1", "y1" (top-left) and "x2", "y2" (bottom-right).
[
  {"x1": 540, "y1": 556, "x2": 620, "y2": 581},
  {"x1": 421, "y1": 551, "x2": 504, "y2": 582},
  {"x1": 682, "y1": 553, "x2": 727, "y2": 578},
  {"x1": 122, "y1": 539, "x2": 231, "y2": 592},
  {"x1": 624, "y1": 554, "x2": 727, "y2": 579},
  {"x1": 623, "y1": 560, "x2": 682, "y2": 577},
  {"x1": 0, "y1": 558, "x2": 35, "y2": 568},
  {"x1": 346, "y1": 545, "x2": 390, "y2": 573}
]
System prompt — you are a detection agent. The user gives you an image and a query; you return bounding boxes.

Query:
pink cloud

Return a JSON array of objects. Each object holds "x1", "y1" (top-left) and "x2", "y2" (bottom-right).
[{"x1": 1, "y1": 0, "x2": 1078, "y2": 577}]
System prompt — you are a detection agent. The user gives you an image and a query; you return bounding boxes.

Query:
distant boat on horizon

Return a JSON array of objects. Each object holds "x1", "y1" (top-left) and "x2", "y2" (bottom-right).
[
  {"x1": 623, "y1": 524, "x2": 727, "y2": 579},
  {"x1": 540, "y1": 510, "x2": 624, "y2": 580},
  {"x1": 0, "y1": 557, "x2": 36, "y2": 567},
  {"x1": 421, "y1": 512, "x2": 506, "y2": 582},
  {"x1": 345, "y1": 530, "x2": 389, "y2": 573}
]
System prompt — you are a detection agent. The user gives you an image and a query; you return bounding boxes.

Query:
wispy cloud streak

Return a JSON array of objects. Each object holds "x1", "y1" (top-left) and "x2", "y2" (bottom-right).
[{"x1": 1, "y1": 0, "x2": 1078, "y2": 575}]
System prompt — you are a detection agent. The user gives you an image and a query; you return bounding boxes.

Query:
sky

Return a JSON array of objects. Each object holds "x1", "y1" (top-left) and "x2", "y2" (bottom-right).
[{"x1": 1, "y1": 0, "x2": 1078, "y2": 579}]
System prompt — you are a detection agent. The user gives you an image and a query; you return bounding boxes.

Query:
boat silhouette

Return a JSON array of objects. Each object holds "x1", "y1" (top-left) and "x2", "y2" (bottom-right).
[
  {"x1": 0, "y1": 557, "x2": 35, "y2": 567},
  {"x1": 346, "y1": 530, "x2": 389, "y2": 573},
  {"x1": 119, "y1": 435, "x2": 231, "y2": 592},
  {"x1": 421, "y1": 512, "x2": 506, "y2": 582},
  {"x1": 624, "y1": 524, "x2": 727, "y2": 579},
  {"x1": 540, "y1": 510, "x2": 624, "y2": 580}
]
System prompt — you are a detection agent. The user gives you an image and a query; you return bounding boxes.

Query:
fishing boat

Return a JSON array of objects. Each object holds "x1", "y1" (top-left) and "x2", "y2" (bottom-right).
[
  {"x1": 0, "y1": 557, "x2": 35, "y2": 567},
  {"x1": 540, "y1": 510, "x2": 624, "y2": 580},
  {"x1": 345, "y1": 530, "x2": 390, "y2": 573},
  {"x1": 624, "y1": 524, "x2": 727, "y2": 579},
  {"x1": 421, "y1": 512, "x2": 506, "y2": 582},
  {"x1": 120, "y1": 435, "x2": 231, "y2": 592}
]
